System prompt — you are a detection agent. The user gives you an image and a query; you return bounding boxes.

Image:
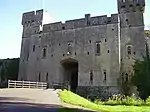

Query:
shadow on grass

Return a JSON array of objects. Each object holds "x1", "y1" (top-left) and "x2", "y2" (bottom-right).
[{"x1": 0, "y1": 96, "x2": 96, "y2": 112}]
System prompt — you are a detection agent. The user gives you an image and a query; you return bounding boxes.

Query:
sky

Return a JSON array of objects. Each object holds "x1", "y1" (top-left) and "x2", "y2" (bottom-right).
[{"x1": 0, "y1": 0, "x2": 150, "y2": 59}]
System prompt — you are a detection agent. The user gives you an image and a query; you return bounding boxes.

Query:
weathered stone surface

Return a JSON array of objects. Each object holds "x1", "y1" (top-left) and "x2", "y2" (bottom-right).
[{"x1": 18, "y1": 0, "x2": 146, "y2": 98}]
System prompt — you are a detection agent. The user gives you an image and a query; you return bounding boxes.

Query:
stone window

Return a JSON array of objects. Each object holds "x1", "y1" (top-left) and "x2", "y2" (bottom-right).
[
  {"x1": 38, "y1": 72, "x2": 41, "y2": 82},
  {"x1": 105, "y1": 39, "x2": 107, "y2": 42},
  {"x1": 39, "y1": 31, "x2": 42, "y2": 34},
  {"x1": 87, "y1": 52, "x2": 89, "y2": 55},
  {"x1": 46, "y1": 73, "x2": 48, "y2": 82},
  {"x1": 121, "y1": 5, "x2": 125, "y2": 8},
  {"x1": 96, "y1": 42, "x2": 100, "y2": 55},
  {"x1": 27, "y1": 52, "x2": 29, "y2": 61},
  {"x1": 129, "y1": 4, "x2": 133, "y2": 7},
  {"x1": 75, "y1": 52, "x2": 76, "y2": 55},
  {"x1": 136, "y1": 3, "x2": 140, "y2": 6},
  {"x1": 122, "y1": 73, "x2": 129, "y2": 82},
  {"x1": 67, "y1": 42, "x2": 72, "y2": 55},
  {"x1": 33, "y1": 45, "x2": 35, "y2": 52},
  {"x1": 62, "y1": 26, "x2": 65, "y2": 30},
  {"x1": 87, "y1": 21, "x2": 91, "y2": 25},
  {"x1": 125, "y1": 19, "x2": 129, "y2": 26},
  {"x1": 108, "y1": 50, "x2": 110, "y2": 53},
  {"x1": 90, "y1": 71, "x2": 93, "y2": 84},
  {"x1": 42, "y1": 48, "x2": 46, "y2": 58},
  {"x1": 103, "y1": 70, "x2": 106, "y2": 83},
  {"x1": 89, "y1": 40, "x2": 91, "y2": 43},
  {"x1": 127, "y1": 45, "x2": 132, "y2": 55}
]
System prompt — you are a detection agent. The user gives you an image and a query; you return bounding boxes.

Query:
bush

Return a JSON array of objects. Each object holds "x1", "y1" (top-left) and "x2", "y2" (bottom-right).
[
  {"x1": 146, "y1": 96, "x2": 150, "y2": 106},
  {"x1": 104, "y1": 94, "x2": 124, "y2": 105},
  {"x1": 94, "y1": 99, "x2": 103, "y2": 105},
  {"x1": 121, "y1": 95, "x2": 144, "y2": 106},
  {"x1": 94, "y1": 94, "x2": 145, "y2": 106},
  {"x1": 0, "y1": 80, "x2": 8, "y2": 88}
]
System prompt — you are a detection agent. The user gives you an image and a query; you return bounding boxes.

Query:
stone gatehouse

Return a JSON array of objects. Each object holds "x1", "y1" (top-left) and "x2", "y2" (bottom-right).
[{"x1": 18, "y1": 0, "x2": 146, "y2": 99}]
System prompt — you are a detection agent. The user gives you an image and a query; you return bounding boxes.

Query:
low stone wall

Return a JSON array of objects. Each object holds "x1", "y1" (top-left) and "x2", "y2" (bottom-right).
[{"x1": 76, "y1": 86, "x2": 121, "y2": 101}]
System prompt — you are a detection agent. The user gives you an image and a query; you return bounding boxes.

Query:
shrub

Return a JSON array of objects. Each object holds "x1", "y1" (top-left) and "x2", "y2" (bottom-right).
[
  {"x1": 146, "y1": 96, "x2": 150, "y2": 106},
  {"x1": 122, "y1": 95, "x2": 144, "y2": 106},
  {"x1": 94, "y1": 99, "x2": 103, "y2": 105},
  {"x1": 94, "y1": 94, "x2": 145, "y2": 106},
  {"x1": 104, "y1": 94, "x2": 124, "y2": 105}
]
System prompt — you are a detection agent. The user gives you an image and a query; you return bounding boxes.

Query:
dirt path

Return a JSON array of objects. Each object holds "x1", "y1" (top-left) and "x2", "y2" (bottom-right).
[{"x1": 0, "y1": 88, "x2": 95, "y2": 112}]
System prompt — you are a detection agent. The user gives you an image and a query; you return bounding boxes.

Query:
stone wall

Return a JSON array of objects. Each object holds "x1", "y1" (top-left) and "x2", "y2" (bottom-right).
[
  {"x1": 77, "y1": 86, "x2": 121, "y2": 101},
  {"x1": 119, "y1": 0, "x2": 145, "y2": 82},
  {"x1": 42, "y1": 14, "x2": 118, "y2": 32}
]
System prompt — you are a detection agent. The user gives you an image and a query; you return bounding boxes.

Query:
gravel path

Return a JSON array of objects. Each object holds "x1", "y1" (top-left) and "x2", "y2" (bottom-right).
[{"x1": 0, "y1": 88, "x2": 95, "y2": 112}]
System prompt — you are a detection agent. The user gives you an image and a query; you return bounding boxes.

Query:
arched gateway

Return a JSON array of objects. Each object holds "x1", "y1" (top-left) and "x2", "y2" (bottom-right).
[{"x1": 60, "y1": 58, "x2": 78, "y2": 92}]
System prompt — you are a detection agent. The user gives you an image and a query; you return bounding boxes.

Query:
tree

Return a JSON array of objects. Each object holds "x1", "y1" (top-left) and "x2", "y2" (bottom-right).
[
  {"x1": 132, "y1": 43, "x2": 150, "y2": 100},
  {"x1": 0, "y1": 58, "x2": 19, "y2": 83}
]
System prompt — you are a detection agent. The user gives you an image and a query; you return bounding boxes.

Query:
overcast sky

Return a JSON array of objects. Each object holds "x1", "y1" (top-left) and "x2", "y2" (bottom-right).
[{"x1": 0, "y1": 0, "x2": 149, "y2": 59}]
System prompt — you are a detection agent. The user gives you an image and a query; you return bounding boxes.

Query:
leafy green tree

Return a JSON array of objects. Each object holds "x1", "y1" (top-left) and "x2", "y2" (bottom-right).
[
  {"x1": 6, "y1": 59, "x2": 19, "y2": 80},
  {"x1": 132, "y1": 43, "x2": 150, "y2": 100},
  {"x1": 0, "y1": 60, "x2": 2, "y2": 66},
  {"x1": 0, "y1": 58, "x2": 19, "y2": 83}
]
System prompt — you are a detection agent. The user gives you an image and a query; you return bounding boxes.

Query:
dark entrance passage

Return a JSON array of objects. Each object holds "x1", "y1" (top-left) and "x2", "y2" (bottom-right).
[{"x1": 61, "y1": 59, "x2": 78, "y2": 92}]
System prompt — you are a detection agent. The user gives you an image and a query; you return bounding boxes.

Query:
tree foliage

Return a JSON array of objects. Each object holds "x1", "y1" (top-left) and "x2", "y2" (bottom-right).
[
  {"x1": 0, "y1": 58, "x2": 19, "y2": 83},
  {"x1": 132, "y1": 43, "x2": 150, "y2": 100},
  {"x1": 145, "y1": 30, "x2": 150, "y2": 37}
]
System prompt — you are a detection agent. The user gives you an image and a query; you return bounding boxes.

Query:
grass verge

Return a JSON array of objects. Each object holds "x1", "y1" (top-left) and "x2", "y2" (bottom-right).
[{"x1": 58, "y1": 89, "x2": 150, "y2": 112}]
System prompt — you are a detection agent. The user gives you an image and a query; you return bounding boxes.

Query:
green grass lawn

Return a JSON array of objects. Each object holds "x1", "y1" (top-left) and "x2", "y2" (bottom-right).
[{"x1": 58, "y1": 89, "x2": 150, "y2": 112}]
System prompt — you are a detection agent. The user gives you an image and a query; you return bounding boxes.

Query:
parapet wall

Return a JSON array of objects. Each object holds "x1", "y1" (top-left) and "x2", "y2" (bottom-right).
[
  {"x1": 22, "y1": 9, "x2": 43, "y2": 26},
  {"x1": 42, "y1": 13, "x2": 119, "y2": 32},
  {"x1": 118, "y1": 0, "x2": 145, "y2": 13}
]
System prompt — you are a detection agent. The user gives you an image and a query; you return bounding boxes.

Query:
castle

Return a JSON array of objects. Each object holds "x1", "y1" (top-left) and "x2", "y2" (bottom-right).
[{"x1": 18, "y1": 0, "x2": 146, "y2": 99}]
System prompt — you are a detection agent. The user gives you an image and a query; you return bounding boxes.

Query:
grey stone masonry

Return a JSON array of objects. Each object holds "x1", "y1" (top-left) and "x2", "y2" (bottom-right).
[{"x1": 18, "y1": 0, "x2": 146, "y2": 99}]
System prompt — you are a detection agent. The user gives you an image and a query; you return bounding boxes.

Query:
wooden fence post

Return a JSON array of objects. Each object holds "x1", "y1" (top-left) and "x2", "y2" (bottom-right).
[
  {"x1": 36, "y1": 82, "x2": 38, "y2": 88},
  {"x1": 29, "y1": 81, "x2": 30, "y2": 88},
  {"x1": 42, "y1": 82, "x2": 43, "y2": 89},
  {"x1": 22, "y1": 81, "x2": 24, "y2": 88},
  {"x1": 15, "y1": 81, "x2": 16, "y2": 88}
]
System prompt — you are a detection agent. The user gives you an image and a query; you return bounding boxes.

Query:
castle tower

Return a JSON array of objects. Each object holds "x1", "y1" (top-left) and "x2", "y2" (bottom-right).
[
  {"x1": 117, "y1": 0, "x2": 146, "y2": 84},
  {"x1": 18, "y1": 9, "x2": 43, "y2": 80}
]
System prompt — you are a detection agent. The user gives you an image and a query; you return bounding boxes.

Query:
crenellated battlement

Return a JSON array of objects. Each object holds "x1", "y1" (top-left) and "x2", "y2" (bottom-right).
[
  {"x1": 117, "y1": 0, "x2": 145, "y2": 13},
  {"x1": 42, "y1": 13, "x2": 118, "y2": 32},
  {"x1": 22, "y1": 9, "x2": 43, "y2": 26}
]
